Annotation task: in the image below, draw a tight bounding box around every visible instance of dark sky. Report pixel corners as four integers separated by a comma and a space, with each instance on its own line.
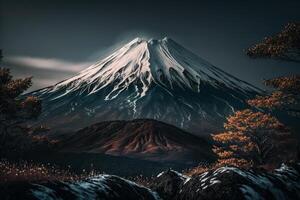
1, 0, 300, 91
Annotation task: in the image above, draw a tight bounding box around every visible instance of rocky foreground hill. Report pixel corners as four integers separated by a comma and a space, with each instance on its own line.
152, 164, 300, 200
1, 163, 299, 200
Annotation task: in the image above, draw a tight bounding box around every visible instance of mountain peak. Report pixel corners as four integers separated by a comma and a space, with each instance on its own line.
32, 37, 261, 134
147, 36, 172, 44
128, 37, 175, 46
130, 37, 144, 43
44, 36, 259, 100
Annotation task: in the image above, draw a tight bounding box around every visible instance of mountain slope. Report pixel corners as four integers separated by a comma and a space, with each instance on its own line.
30, 37, 261, 134
59, 119, 214, 163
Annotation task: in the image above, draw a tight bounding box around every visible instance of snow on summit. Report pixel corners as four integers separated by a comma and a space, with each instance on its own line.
30, 37, 261, 134
43, 37, 259, 98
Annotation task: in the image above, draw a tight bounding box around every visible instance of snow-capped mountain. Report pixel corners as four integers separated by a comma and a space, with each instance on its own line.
30, 37, 261, 135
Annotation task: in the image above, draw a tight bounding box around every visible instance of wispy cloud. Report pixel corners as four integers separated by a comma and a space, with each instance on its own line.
6, 56, 93, 73
4, 56, 94, 91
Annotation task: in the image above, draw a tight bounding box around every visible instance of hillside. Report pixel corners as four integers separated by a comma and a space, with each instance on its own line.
59, 119, 214, 164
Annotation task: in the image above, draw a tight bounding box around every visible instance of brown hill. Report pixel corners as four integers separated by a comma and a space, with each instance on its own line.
59, 119, 214, 164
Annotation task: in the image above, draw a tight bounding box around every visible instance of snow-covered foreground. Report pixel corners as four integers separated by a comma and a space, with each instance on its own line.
153, 163, 300, 200
1, 174, 161, 200
2, 163, 299, 200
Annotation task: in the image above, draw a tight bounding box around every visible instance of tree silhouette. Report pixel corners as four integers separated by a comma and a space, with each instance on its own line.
0, 55, 42, 146
212, 109, 294, 168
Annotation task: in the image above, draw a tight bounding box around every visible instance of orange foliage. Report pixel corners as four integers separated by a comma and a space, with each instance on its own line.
264, 75, 300, 92
212, 109, 294, 168
248, 91, 295, 109
246, 22, 300, 61
248, 76, 300, 116
224, 109, 286, 132
212, 131, 250, 143
215, 158, 252, 168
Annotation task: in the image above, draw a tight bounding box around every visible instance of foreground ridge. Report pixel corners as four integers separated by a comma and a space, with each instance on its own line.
2, 163, 299, 200
152, 163, 300, 200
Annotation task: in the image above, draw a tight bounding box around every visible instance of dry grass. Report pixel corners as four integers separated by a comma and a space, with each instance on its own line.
128, 174, 156, 187
0, 159, 100, 183
183, 164, 215, 176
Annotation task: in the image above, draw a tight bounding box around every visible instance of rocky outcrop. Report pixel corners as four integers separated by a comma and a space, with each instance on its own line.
151, 163, 300, 200
1, 175, 160, 200
2, 164, 299, 200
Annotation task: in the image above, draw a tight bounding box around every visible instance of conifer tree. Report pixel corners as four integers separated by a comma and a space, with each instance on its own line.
0, 51, 42, 145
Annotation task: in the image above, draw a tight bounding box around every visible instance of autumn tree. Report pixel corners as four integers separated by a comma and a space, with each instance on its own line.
248, 75, 300, 117
0, 52, 42, 150
246, 22, 300, 62
0, 68, 41, 130
212, 109, 295, 168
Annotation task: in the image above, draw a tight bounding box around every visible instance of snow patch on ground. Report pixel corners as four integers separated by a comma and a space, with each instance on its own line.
30, 174, 161, 200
